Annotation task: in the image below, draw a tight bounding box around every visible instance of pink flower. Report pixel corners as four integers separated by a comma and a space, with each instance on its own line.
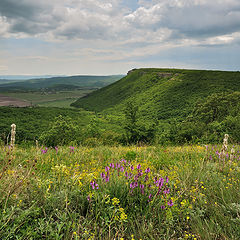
69, 146, 74, 153
167, 199, 174, 207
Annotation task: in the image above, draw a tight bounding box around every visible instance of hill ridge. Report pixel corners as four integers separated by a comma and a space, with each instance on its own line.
71, 68, 240, 120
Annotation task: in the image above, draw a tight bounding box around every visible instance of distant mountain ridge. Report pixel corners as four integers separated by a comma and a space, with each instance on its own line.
0, 75, 62, 80
0, 75, 124, 92
71, 68, 240, 120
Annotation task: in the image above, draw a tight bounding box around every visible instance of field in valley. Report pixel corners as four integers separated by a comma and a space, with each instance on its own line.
0, 94, 31, 107
0, 144, 239, 239
0, 90, 93, 108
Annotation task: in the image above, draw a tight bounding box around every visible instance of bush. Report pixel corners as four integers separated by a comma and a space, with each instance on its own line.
39, 115, 80, 146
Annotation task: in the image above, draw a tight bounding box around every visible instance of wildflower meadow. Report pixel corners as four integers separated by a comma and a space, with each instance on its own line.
0, 137, 239, 239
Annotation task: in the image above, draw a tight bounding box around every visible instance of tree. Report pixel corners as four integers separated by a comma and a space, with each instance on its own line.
123, 100, 155, 144
40, 115, 79, 146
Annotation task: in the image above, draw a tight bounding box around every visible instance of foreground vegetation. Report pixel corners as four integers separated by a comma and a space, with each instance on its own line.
0, 142, 239, 239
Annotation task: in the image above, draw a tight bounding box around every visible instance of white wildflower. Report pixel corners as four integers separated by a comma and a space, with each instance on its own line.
10, 123, 16, 148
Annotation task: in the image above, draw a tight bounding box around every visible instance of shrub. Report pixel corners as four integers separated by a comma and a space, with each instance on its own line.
40, 115, 80, 146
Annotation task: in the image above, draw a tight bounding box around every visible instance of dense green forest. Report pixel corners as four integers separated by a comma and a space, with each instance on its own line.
72, 69, 240, 118
1, 68, 240, 146
72, 68, 240, 144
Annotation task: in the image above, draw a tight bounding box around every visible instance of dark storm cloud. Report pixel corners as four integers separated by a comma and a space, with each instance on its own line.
0, 0, 40, 19
0, 0, 62, 35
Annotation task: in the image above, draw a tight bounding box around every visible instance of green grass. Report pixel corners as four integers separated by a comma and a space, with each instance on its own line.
38, 99, 77, 108
0, 144, 239, 239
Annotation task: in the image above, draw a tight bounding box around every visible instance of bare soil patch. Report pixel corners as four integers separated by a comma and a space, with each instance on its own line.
0, 94, 31, 107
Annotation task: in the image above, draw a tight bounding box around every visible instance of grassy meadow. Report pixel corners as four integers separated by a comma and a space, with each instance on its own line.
0, 143, 239, 239
0, 69, 240, 239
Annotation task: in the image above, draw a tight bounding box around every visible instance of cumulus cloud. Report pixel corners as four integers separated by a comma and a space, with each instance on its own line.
1, 0, 240, 45
1, 0, 240, 75
125, 0, 240, 41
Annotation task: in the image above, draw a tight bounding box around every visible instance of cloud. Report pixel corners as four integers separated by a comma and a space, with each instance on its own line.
125, 0, 240, 40
0, 0, 67, 36
1, 0, 240, 75
1, 0, 240, 45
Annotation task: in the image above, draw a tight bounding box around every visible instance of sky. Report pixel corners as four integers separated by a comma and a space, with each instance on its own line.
0, 0, 240, 75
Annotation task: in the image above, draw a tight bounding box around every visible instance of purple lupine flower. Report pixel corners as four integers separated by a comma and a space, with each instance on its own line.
105, 166, 110, 172
130, 165, 134, 171
163, 188, 170, 194
121, 159, 127, 163
138, 170, 143, 177
144, 175, 149, 182
55, 146, 58, 154
148, 194, 152, 200
105, 175, 110, 182
87, 195, 90, 201
140, 184, 145, 194
226, 153, 229, 159
130, 181, 138, 189
110, 163, 114, 168
41, 147, 48, 154
166, 176, 169, 183
115, 163, 120, 169
167, 199, 174, 207
134, 175, 139, 181
100, 172, 106, 180
90, 181, 95, 189
209, 155, 213, 161
156, 189, 162, 196
120, 166, 125, 172
128, 173, 133, 179
125, 172, 128, 178
161, 205, 165, 210
145, 167, 151, 173
90, 180, 99, 190
156, 178, 164, 188
137, 164, 141, 170
70, 146, 74, 153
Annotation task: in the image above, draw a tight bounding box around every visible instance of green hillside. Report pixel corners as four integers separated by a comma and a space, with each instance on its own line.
0, 75, 124, 92
72, 68, 240, 120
